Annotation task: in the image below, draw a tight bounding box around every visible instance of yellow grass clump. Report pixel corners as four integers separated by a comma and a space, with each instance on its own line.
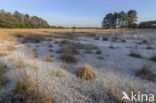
45, 56, 53, 62
16, 60, 26, 69
0, 52, 8, 57
57, 70, 66, 78
13, 73, 53, 103
31, 50, 38, 59
78, 64, 96, 80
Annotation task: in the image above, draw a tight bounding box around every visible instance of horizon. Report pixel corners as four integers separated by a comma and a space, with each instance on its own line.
0, 0, 156, 27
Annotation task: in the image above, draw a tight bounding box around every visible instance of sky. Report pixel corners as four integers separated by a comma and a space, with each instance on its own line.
0, 0, 156, 27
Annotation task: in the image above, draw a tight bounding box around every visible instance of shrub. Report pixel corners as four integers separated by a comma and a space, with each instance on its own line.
49, 49, 53, 52
129, 49, 142, 58
85, 49, 93, 54
146, 46, 154, 50
102, 37, 108, 41
121, 40, 126, 42
97, 56, 104, 59
109, 45, 114, 49
48, 44, 53, 48
150, 55, 156, 62
56, 46, 79, 55
94, 37, 99, 40
0, 63, 9, 88
60, 53, 78, 63
96, 50, 102, 54
77, 64, 96, 80
136, 65, 156, 81
142, 40, 148, 44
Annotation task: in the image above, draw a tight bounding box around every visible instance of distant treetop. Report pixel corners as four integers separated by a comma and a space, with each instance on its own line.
0, 9, 49, 28
102, 10, 137, 29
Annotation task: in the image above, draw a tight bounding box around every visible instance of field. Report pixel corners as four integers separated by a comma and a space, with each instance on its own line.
0, 29, 156, 103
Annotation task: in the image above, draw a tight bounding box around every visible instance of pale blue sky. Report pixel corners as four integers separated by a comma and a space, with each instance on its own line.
0, 0, 156, 27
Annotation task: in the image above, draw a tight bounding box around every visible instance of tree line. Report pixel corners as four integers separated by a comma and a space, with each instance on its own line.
138, 21, 156, 29
0, 9, 49, 28
102, 10, 137, 29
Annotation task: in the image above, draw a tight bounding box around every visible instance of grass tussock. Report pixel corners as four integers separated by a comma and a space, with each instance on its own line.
31, 50, 38, 59
108, 84, 133, 103
6, 44, 16, 52
96, 50, 102, 54
31, 63, 38, 70
136, 65, 156, 81
16, 60, 26, 69
146, 46, 154, 50
13, 77, 52, 103
97, 56, 104, 59
103, 37, 108, 41
0, 63, 9, 88
0, 52, 8, 57
95, 37, 99, 40
60, 53, 78, 63
150, 55, 156, 62
56, 46, 79, 55
129, 49, 142, 58
45, 56, 53, 62
57, 70, 66, 78
78, 64, 96, 80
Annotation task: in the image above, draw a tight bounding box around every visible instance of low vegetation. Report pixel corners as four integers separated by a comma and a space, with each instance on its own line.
0, 52, 8, 57
0, 63, 9, 88
31, 50, 38, 59
45, 56, 53, 62
77, 64, 96, 80
136, 65, 156, 81
129, 49, 142, 58
13, 73, 52, 103
16, 60, 26, 69
60, 53, 78, 64
150, 55, 156, 62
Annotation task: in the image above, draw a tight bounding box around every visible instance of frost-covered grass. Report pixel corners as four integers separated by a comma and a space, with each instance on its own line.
0, 29, 156, 103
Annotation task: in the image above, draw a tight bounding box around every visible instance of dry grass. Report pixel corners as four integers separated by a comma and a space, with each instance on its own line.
31, 50, 38, 59
13, 75, 52, 103
6, 40, 18, 52
0, 52, 8, 57
78, 64, 96, 80
16, 60, 26, 69
57, 70, 66, 78
31, 63, 38, 70
6, 44, 16, 52
109, 85, 124, 103
45, 56, 53, 62
136, 65, 156, 81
